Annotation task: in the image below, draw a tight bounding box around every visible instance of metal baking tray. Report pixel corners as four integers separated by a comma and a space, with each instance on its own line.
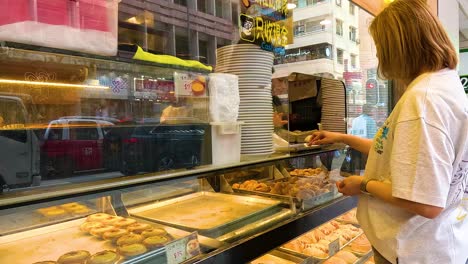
278, 224, 363, 261
129, 192, 282, 238
233, 184, 335, 211
0, 216, 214, 264
250, 249, 307, 264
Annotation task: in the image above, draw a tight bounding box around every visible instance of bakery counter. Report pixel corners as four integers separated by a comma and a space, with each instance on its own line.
0, 213, 223, 264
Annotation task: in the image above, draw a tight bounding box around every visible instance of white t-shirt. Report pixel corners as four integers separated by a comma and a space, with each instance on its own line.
357, 69, 468, 264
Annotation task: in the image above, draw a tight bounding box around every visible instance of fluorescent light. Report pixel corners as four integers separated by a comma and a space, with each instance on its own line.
287, 3, 297, 9
0, 79, 109, 89
320, 19, 331, 25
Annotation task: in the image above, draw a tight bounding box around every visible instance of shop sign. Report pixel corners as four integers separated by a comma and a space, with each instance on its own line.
165, 232, 200, 264
134, 77, 176, 102
174, 72, 207, 97
460, 75, 468, 94
239, 0, 293, 54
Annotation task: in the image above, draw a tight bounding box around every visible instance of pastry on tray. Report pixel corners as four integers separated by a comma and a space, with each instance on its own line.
57, 250, 91, 264
87, 250, 120, 264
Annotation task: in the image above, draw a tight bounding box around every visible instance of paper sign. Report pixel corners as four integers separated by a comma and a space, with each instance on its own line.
166, 232, 201, 264
328, 238, 340, 256
174, 72, 207, 97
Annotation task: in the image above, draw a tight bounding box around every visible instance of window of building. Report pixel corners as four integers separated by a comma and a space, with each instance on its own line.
349, 26, 357, 42
294, 21, 306, 36
336, 19, 343, 36
349, 2, 356, 15
174, 0, 187, 7
351, 54, 357, 68
197, 0, 207, 13
305, 20, 323, 34
232, 3, 239, 26
336, 0, 341, 6
215, 0, 223, 18
337, 49, 344, 64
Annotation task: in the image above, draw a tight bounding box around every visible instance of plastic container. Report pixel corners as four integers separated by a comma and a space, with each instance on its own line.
0, 0, 119, 56
211, 122, 243, 166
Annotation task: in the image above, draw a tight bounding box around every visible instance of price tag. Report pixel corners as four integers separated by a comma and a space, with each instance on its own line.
165, 232, 200, 264
328, 238, 340, 256
174, 72, 207, 97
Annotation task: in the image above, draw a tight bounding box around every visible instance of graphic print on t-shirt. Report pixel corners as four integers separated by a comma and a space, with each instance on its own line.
374, 122, 390, 155
450, 160, 468, 206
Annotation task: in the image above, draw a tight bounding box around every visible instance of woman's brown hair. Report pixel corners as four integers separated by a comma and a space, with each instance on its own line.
369, 0, 458, 84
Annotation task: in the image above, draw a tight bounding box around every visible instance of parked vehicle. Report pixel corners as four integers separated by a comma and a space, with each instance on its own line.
0, 95, 40, 189
105, 123, 208, 175
41, 118, 113, 178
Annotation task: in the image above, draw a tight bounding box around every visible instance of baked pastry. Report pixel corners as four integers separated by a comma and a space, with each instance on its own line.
334, 251, 358, 264
323, 256, 347, 264
117, 243, 147, 257
87, 250, 120, 264
80, 222, 104, 233
141, 228, 168, 238
113, 218, 137, 228
127, 223, 152, 234
350, 234, 371, 253
90, 226, 116, 238
102, 228, 129, 242
32, 261, 57, 264
71, 205, 90, 215
116, 233, 144, 246
142, 236, 169, 249
97, 215, 122, 226
60, 202, 81, 210
57, 250, 91, 264
40, 208, 67, 218
86, 213, 113, 222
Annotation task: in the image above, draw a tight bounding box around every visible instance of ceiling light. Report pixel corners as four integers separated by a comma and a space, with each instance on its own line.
0, 79, 109, 89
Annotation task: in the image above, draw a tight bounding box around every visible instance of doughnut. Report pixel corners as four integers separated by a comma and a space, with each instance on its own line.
127, 223, 152, 234
87, 250, 120, 264
117, 243, 147, 257
90, 226, 116, 238
142, 236, 169, 249
116, 233, 144, 246
56, 250, 90, 264
86, 213, 113, 222
141, 228, 168, 238
102, 228, 129, 242
80, 221, 105, 233
113, 218, 137, 228
32, 261, 57, 264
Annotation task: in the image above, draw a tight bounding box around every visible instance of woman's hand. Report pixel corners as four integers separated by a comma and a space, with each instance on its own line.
336, 176, 363, 196
307, 130, 344, 145
273, 112, 288, 128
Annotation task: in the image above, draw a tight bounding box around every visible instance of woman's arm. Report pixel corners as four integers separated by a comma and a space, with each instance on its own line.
337, 176, 444, 219
308, 131, 373, 155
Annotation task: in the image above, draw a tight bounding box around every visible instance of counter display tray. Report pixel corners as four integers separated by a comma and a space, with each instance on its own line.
278, 224, 363, 261
129, 192, 283, 239
233, 182, 335, 211
250, 249, 307, 264
0, 216, 209, 264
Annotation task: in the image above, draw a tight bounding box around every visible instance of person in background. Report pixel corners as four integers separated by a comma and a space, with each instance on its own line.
350, 104, 377, 139
308, 0, 468, 263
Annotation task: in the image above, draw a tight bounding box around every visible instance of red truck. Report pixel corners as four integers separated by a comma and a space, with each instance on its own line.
41, 118, 113, 178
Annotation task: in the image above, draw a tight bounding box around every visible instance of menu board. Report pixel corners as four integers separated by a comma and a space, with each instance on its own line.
239, 0, 293, 54
174, 72, 207, 97
134, 77, 176, 102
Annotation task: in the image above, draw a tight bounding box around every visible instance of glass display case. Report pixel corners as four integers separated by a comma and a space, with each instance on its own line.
0, 149, 357, 264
